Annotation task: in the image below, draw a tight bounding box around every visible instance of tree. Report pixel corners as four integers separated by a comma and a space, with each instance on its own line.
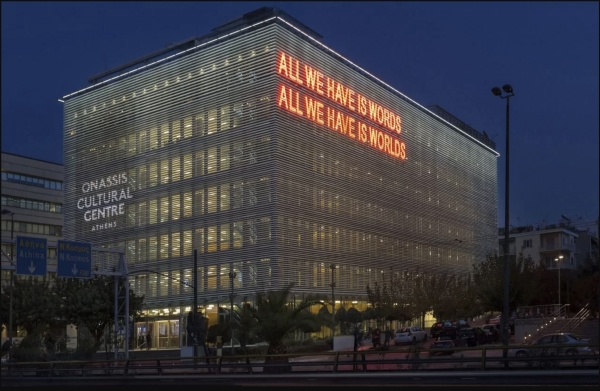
8, 276, 63, 336
54, 275, 144, 353
247, 283, 324, 373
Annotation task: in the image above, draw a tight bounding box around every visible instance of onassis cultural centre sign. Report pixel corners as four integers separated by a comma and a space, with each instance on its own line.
77, 173, 133, 232
277, 51, 407, 160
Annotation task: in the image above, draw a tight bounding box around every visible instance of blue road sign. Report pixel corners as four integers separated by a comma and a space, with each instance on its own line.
16, 236, 47, 276
57, 240, 92, 278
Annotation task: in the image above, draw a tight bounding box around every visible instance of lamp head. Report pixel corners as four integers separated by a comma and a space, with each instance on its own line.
502, 84, 513, 94
491, 87, 502, 96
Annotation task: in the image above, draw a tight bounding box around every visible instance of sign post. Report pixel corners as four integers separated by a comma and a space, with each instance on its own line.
57, 240, 92, 278
16, 236, 47, 276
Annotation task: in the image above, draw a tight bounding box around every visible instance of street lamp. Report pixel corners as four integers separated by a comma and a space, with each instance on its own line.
229, 269, 236, 354
491, 84, 514, 367
555, 255, 564, 313
1, 209, 15, 358
330, 264, 336, 338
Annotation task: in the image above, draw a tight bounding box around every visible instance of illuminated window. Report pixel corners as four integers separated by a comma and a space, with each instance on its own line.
171, 232, 181, 258
207, 225, 217, 252
233, 221, 243, 248
220, 224, 230, 251
126, 204, 136, 227
207, 147, 217, 174
171, 270, 180, 295
159, 272, 169, 296
207, 186, 217, 213
138, 202, 147, 226
183, 154, 193, 179
149, 236, 158, 261
148, 273, 157, 297
171, 194, 180, 220
220, 105, 230, 130
149, 163, 158, 187
138, 166, 147, 190
183, 116, 193, 138
128, 133, 137, 156
160, 196, 169, 223
149, 200, 157, 224
207, 109, 217, 134
220, 184, 230, 211
220, 145, 230, 171
172, 119, 181, 142
194, 189, 204, 215
207, 266, 217, 289
160, 159, 170, 184
183, 192, 192, 218
160, 234, 169, 260
149, 127, 158, 150
160, 122, 169, 146
194, 228, 204, 254
171, 157, 181, 182
139, 130, 148, 153
182, 230, 192, 256
195, 150, 204, 176
195, 112, 205, 137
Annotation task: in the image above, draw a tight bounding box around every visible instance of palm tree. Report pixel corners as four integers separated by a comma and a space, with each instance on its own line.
248, 283, 324, 373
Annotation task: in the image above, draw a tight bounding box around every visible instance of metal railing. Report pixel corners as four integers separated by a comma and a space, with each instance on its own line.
559, 304, 591, 334
1, 342, 598, 378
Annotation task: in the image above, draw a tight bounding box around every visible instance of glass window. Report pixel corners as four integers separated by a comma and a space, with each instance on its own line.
160, 196, 169, 223
220, 224, 229, 251
160, 122, 170, 146
171, 157, 181, 182
172, 119, 181, 142
207, 109, 217, 134
171, 232, 181, 257
183, 154, 193, 179
195, 150, 204, 176
160, 234, 169, 260
149, 126, 158, 150
220, 105, 230, 131
149, 200, 157, 224
138, 238, 147, 262
220, 184, 230, 211
233, 221, 243, 248
183, 192, 192, 218
220, 145, 230, 171
194, 189, 204, 215
139, 130, 148, 153
194, 228, 204, 254
183, 230, 192, 256
207, 226, 217, 252
194, 112, 205, 137
183, 116, 193, 138
171, 194, 180, 221
149, 163, 158, 187
139, 202, 148, 226
207, 186, 217, 214
207, 147, 217, 174
207, 266, 217, 289
160, 159, 170, 184
128, 133, 137, 156
149, 237, 158, 261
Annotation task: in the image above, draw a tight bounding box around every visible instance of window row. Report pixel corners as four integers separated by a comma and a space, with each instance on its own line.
124, 218, 271, 263
2, 196, 62, 213
2, 172, 63, 190
0, 220, 62, 237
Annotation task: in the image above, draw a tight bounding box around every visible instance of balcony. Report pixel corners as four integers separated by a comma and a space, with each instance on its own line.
539, 243, 575, 253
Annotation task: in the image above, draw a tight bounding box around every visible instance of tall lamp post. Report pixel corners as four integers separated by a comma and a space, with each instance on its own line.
229, 269, 236, 354
330, 264, 336, 338
491, 84, 514, 367
555, 255, 563, 313
1, 209, 15, 358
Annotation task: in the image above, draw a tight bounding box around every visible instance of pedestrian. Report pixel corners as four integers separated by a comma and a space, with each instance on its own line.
146, 332, 151, 350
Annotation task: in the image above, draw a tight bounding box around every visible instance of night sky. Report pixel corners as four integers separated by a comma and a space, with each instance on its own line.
1, 2, 598, 231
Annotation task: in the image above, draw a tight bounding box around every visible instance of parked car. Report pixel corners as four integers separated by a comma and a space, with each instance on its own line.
429, 335, 455, 355
452, 319, 470, 330
394, 326, 428, 345
430, 321, 457, 339
455, 327, 481, 347
508, 333, 595, 358
482, 324, 499, 343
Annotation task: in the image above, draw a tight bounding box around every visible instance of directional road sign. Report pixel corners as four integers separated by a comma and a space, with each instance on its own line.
16, 236, 47, 276
57, 240, 92, 278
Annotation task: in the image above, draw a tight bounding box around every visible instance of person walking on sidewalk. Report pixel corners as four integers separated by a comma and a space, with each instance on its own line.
146, 332, 151, 350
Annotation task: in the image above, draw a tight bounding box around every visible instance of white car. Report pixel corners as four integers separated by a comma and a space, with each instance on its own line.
508, 333, 596, 357
394, 326, 428, 344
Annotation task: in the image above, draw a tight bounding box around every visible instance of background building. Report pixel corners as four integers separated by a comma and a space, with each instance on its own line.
1, 151, 64, 343
60, 7, 499, 348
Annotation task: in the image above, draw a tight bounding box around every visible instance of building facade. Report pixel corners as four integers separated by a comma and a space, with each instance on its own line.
1, 151, 64, 343
61, 7, 499, 348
